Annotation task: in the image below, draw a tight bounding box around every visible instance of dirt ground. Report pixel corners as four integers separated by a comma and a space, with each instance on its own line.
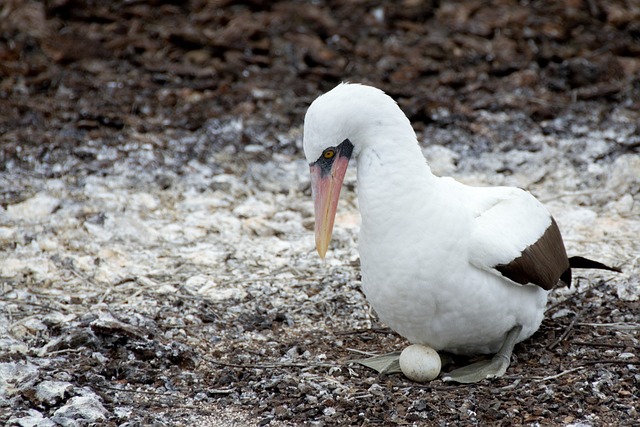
1, 0, 639, 426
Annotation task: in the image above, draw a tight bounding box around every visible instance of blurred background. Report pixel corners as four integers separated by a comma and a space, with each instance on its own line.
1, 0, 639, 179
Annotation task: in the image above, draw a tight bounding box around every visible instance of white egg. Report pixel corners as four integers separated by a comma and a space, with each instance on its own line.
399, 344, 441, 382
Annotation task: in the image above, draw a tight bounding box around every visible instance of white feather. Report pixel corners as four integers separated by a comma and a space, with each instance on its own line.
304, 83, 552, 355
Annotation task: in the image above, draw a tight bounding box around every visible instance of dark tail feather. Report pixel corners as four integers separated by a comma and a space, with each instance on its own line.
569, 256, 622, 273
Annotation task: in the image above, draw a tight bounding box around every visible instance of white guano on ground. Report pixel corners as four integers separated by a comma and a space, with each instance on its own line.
0, 108, 638, 425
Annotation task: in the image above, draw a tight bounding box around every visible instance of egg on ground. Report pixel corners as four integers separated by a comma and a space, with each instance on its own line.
399, 344, 442, 382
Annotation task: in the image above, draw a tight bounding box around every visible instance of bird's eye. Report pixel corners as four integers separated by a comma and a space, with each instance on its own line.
323, 149, 335, 159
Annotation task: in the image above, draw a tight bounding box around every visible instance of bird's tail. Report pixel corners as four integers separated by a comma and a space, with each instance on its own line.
569, 256, 622, 273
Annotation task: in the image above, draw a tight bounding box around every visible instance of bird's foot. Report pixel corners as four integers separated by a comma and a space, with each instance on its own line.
441, 354, 510, 383
352, 352, 402, 374
442, 324, 523, 384
355, 324, 523, 384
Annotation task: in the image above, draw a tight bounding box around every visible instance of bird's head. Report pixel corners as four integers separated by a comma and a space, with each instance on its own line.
303, 83, 412, 258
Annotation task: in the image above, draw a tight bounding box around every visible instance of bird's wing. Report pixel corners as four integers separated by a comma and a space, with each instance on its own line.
465, 186, 569, 290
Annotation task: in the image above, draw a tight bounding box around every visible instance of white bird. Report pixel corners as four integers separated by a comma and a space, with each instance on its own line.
303, 83, 619, 383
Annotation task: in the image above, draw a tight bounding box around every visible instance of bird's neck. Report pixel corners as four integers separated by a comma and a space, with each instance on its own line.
356, 135, 437, 226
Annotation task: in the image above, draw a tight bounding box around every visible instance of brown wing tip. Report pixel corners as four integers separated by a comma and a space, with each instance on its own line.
495, 218, 569, 291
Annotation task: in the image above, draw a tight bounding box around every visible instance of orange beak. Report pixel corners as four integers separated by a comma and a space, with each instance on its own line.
310, 154, 350, 258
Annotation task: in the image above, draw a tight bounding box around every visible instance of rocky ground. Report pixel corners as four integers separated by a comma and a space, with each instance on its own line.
1, 0, 639, 426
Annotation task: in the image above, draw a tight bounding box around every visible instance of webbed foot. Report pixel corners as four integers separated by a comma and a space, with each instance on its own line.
442, 324, 523, 384
353, 351, 402, 374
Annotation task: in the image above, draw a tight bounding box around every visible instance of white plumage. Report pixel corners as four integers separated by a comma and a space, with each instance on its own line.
303, 83, 615, 382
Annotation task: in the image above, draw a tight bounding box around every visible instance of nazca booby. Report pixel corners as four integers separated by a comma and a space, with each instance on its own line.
303, 83, 619, 383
